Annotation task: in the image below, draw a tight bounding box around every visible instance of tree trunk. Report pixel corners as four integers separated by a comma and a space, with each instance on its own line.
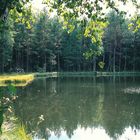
57, 53, 60, 72
119, 48, 122, 72
26, 46, 29, 72
107, 47, 112, 72
113, 47, 116, 73
133, 47, 136, 72
1, 53, 4, 73
44, 54, 47, 72
124, 56, 127, 71
93, 57, 96, 71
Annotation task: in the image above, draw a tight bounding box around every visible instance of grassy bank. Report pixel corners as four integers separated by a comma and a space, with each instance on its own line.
0, 74, 34, 87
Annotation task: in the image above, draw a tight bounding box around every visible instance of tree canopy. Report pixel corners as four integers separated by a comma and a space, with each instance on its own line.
45, 0, 139, 47
0, 0, 28, 20
0, 0, 139, 20
45, 0, 139, 19
0, 0, 140, 73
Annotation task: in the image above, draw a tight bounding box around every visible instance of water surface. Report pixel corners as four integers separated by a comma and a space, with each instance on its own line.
13, 76, 140, 140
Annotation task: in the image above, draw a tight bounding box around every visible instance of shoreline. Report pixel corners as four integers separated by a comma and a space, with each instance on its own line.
34, 71, 140, 78
0, 71, 140, 78
0, 71, 140, 86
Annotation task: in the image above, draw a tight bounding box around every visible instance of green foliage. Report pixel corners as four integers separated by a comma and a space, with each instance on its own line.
45, 0, 139, 20
7, 84, 16, 96
98, 61, 105, 69
0, 5, 140, 73
0, 17, 14, 73
103, 11, 138, 71
129, 16, 140, 33
10, 5, 34, 30
45, 0, 139, 49
84, 20, 107, 46
0, 0, 29, 20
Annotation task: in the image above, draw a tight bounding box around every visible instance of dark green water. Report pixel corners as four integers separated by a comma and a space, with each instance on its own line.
14, 76, 140, 140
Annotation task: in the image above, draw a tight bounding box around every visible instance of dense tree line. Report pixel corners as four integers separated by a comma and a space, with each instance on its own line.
0, 8, 140, 73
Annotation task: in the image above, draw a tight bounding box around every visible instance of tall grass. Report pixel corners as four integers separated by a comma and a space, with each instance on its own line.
0, 123, 32, 140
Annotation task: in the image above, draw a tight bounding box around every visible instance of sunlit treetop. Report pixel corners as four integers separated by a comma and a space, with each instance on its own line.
1, 0, 139, 20
44, 0, 139, 21
43, 0, 140, 47
0, 0, 139, 49
10, 5, 34, 30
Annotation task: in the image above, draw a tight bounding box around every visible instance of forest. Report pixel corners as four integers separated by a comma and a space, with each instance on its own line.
0, 0, 140, 73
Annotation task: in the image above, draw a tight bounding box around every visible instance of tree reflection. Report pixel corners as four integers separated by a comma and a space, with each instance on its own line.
13, 76, 140, 140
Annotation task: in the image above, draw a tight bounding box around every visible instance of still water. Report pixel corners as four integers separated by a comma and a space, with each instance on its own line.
12, 77, 140, 139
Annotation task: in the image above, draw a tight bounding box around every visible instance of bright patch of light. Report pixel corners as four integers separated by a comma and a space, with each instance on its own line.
116, 0, 140, 17
31, 0, 56, 17
31, 0, 45, 11
120, 127, 140, 140
49, 127, 110, 140
48, 127, 140, 140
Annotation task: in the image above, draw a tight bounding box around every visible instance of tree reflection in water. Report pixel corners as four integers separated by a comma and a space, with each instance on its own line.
8, 76, 140, 140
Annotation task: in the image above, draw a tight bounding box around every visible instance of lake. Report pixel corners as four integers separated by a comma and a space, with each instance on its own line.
1, 76, 140, 140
